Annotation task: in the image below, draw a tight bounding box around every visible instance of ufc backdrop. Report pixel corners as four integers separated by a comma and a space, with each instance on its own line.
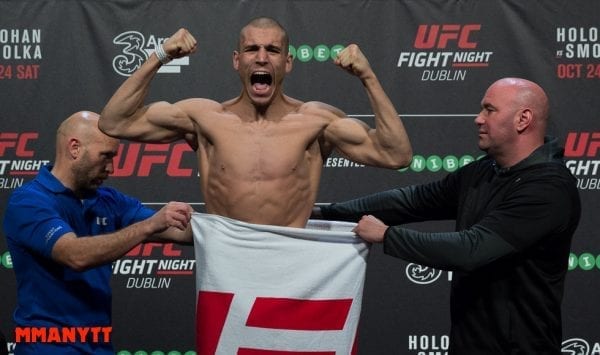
0, 0, 599, 354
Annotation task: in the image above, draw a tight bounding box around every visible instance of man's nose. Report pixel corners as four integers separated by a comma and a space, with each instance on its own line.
256, 47, 268, 62
474, 112, 484, 125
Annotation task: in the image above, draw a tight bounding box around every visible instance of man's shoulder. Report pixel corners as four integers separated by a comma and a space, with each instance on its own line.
298, 101, 345, 120
178, 98, 244, 129
178, 97, 225, 115
7, 178, 48, 204
300, 100, 334, 111
180, 97, 221, 105
520, 161, 578, 189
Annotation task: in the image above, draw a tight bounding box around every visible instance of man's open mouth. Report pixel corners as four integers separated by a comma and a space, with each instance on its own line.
251, 71, 273, 91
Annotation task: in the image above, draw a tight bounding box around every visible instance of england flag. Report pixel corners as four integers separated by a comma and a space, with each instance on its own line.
191, 213, 370, 354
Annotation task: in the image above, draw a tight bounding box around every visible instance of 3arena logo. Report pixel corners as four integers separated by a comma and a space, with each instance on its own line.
564, 132, 600, 190
112, 31, 190, 77
398, 24, 493, 81
405, 263, 448, 285
561, 338, 600, 355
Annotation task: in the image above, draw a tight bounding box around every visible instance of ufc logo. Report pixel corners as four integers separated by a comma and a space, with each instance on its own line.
564, 132, 600, 157
112, 143, 194, 177
126, 243, 183, 257
414, 24, 481, 49
0, 132, 38, 157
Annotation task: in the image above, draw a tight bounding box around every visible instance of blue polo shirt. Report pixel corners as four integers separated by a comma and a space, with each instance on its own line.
3, 164, 155, 354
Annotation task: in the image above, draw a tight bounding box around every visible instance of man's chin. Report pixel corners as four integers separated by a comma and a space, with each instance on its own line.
477, 139, 488, 151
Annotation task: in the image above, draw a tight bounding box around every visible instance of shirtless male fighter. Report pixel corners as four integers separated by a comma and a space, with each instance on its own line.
99, 17, 412, 228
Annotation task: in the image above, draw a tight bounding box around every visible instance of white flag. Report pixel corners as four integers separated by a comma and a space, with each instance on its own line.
191, 213, 370, 355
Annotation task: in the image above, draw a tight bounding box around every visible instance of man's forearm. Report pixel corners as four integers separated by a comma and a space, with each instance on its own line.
383, 224, 516, 272
150, 226, 193, 245
362, 73, 412, 168
321, 189, 417, 225
52, 218, 159, 271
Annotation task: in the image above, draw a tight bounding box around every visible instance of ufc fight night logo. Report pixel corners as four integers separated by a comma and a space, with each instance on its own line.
397, 24, 493, 81
564, 132, 600, 158
112, 243, 195, 289
0, 132, 37, 157
111, 142, 195, 177
0, 132, 48, 189
564, 132, 600, 190
413, 24, 480, 49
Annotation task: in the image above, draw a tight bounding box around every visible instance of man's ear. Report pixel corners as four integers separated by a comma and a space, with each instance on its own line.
285, 52, 293, 73
516, 108, 533, 133
232, 50, 240, 70
68, 138, 81, 159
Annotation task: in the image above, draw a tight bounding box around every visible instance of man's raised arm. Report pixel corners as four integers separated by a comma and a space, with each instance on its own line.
99, 28, 198, 143
328, 44, 412, 169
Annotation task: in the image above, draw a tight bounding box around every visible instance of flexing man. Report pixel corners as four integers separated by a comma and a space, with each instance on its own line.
99, 17, 412, 227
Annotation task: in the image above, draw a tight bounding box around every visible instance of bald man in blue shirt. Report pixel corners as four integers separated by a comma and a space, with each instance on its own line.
3, 111, 193, 354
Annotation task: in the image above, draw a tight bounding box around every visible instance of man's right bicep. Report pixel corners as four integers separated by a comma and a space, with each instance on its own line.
108, 102, 192, 143
149, 100, 201, 139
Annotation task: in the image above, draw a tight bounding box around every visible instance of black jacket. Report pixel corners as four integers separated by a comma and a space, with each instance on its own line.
322, 137, 581, 354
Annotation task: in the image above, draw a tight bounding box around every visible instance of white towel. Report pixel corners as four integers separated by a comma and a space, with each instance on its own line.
191, 212, 370, 355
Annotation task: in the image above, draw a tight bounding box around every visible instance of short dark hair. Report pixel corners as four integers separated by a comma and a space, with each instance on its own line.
239, 17, 289, 54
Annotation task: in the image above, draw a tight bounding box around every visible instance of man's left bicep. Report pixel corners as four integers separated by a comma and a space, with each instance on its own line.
326, 118, 393, 166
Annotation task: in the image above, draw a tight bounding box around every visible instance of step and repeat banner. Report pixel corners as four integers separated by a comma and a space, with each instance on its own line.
1, 1, 599, 354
